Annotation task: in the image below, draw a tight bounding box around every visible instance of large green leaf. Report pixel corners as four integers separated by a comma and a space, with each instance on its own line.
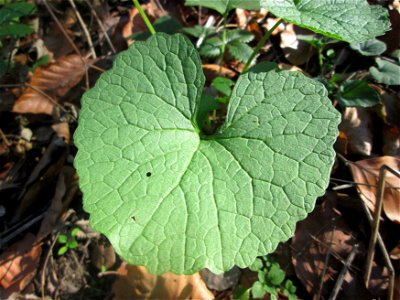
261, 0, 390, 44
185, 0, 260, 14
74, 33, 340, 274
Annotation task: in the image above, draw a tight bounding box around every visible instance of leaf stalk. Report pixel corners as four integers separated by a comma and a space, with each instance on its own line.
242, 19, 283, 73
132, 0, 156, 35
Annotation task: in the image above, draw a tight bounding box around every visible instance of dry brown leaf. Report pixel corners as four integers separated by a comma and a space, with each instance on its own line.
0, 234, 42, 298
349, 156, 400, 223
112, 264, 213, 300
12, 55, 87, 116
336, 107, 373, 156
292, 193, 360, 296
292, 193, 390, 297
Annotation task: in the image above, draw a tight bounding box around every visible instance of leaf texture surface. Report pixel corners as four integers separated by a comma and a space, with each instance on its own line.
74, 33, 340, 274
261, 0, 390, 43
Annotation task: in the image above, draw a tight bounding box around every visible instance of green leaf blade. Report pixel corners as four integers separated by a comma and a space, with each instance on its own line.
261, 0, 391, 44
338, 80, 380, 107
74, 33, 340, 275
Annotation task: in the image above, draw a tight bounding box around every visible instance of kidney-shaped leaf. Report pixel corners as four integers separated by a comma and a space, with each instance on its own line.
261, 0, 390, 44
74, 33, 340, 275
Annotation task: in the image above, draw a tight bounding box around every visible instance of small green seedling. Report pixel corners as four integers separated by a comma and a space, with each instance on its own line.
250, 257, 297, 300
57, 227, 80, 256
211, 76, 235, 104
199, 29, 255, 63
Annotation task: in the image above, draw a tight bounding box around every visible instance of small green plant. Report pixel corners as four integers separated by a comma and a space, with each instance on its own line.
0, 1, 35, 38
0, 1, 36, 76
198, 29, 255, 63
250, 257, 297, 300
57, 227, 80, 256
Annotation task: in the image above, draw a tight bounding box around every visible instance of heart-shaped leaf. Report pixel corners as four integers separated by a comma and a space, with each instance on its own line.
74, 33, 340, 274
261, 0, 390, 44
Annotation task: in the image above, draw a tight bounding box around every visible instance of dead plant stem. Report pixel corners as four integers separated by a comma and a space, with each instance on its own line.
68, 0, 97, 59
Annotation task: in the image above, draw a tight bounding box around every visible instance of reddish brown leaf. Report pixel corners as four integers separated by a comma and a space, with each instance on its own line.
349, 156, 400, 224
0, 234, 42, 297
12, 55, 87, 116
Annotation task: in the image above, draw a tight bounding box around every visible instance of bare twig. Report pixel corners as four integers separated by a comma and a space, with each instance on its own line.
361, 200, 395, 300
339, 153, 396, 300
68, 0, 96, 59
329, 244, 359, 300
315, 226, 335, 300
42, 0, 90, 89
364, 165, 399, 299
41, 232, 60, 300
84, 0, 116, 54
42, 0, 82, 58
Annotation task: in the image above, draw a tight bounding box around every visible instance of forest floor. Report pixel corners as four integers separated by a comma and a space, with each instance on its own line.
0, 1, 399, 299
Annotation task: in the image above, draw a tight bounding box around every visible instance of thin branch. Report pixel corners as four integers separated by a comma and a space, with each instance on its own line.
67, 0, 96, 58
329, 244, 359, 300
84, 0, 116, 54
315, 226, 335, 300
42, 0, 89, 89
360, 200, 395, 300
364, 165, 400, 298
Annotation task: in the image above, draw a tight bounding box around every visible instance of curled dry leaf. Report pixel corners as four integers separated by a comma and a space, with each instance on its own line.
12, 55, 87, 116
0, 233, 42, 298
349, 156, 400, 224
112, 264, 213, 300
336, 107, 373, 156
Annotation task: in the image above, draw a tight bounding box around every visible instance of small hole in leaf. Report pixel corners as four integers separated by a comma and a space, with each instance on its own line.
146, 172, 152, 177
131, 216, 136, 222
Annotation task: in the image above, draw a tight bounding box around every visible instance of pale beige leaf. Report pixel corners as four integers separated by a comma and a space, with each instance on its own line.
349, 156, 400, 223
